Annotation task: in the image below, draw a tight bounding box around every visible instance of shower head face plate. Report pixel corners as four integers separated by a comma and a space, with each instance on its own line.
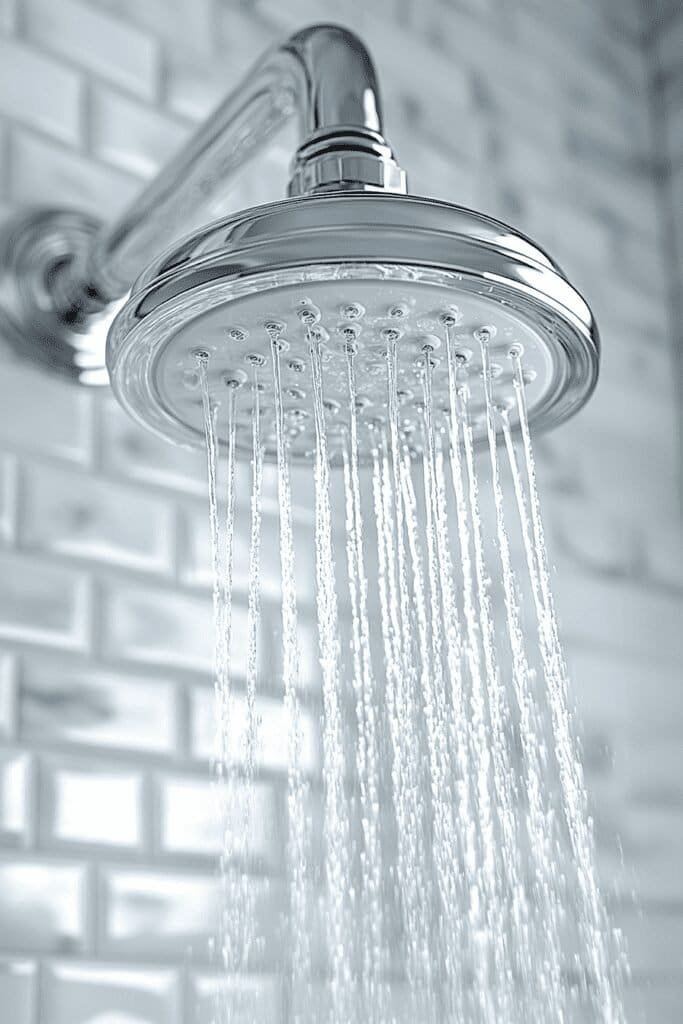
123, 268, 557, 462
107, 193, 599, 462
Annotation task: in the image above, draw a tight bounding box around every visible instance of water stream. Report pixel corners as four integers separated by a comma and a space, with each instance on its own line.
198, 320, 627, 1023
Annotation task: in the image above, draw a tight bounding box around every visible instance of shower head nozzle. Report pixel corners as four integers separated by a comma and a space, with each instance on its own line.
107, 192, 599, 463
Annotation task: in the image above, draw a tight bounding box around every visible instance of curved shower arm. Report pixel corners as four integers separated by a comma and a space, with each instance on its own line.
90, 23, 405, 302
0, 23, 406, 383
90, 51, 301, 302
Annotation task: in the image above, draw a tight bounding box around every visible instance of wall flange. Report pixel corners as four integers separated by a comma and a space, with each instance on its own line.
0, 208, 112, 384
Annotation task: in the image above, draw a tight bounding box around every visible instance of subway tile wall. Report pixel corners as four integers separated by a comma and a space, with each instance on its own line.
0, 0, 681, 1021
647, 2, 683, 479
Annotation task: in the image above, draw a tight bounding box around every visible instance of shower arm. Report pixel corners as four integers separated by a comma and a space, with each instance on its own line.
0, 23, 406, 380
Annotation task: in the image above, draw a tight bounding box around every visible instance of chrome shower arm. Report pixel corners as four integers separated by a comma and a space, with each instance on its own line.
90, 48, 300, 302
91, 24, 406, 302
0, 23, 406, 382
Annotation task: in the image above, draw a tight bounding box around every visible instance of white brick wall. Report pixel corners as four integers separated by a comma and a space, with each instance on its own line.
647, 1, 683, 486
0, 1, 681, 1021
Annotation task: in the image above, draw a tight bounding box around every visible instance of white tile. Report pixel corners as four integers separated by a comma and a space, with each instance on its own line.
654, 7, 683, 77
21, 462, 175, 574
103, 583, 213, 673
0, 362, 92, 463
189, 686, 320, 775
550, 497, 642, 578
646, 520, 683, 589
188, 971, 282, 1024
41, 759, 145, 850
0, 454, 17, 543
10, 128, 142, 222
100, 867, 284, 964
0, 751, 31, 846
178, 502, 283, 600
613, 905, 683, 975
619, 804, 683, 904
308, 982, 420, 1022
0, 0, 18, 32
25, 0, 161, 100
0, 652, 16, 740
111, 0, 218, 58
0, 39, 82, 144
158, 773, 283, 867
90, 85, 187, 178
0, 959, 36, 1024
100, 396, 207, 494
568, 648, 683, 740
163, 7, 280, 125
0, 553, 90, 650
0, 858, 88, 953
554, 569, 683, 663
41, 960, 180, 1024
20, 658, 177, 755
623, 979, 683, 1024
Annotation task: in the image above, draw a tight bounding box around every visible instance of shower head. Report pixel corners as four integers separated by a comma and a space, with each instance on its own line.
0, 23, 599, 460
107, 191, 598, 462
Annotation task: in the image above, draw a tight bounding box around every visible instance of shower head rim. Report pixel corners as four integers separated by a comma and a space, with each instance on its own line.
106, 191, 599, 458
128, 191, 565, 295
109, 192, 598, 361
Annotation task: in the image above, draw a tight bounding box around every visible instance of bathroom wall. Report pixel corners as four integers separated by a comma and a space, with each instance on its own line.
646, 0, 683, 466
0, 0, 681, 1021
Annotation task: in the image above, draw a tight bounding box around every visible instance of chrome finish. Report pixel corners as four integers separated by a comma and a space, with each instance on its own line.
107, 192, 599, 458
0, 209, 113, 385
288, 127, 407, 195
0, 25, 405, 381
0, 21, 600, 453
130, 193, 563, 292
92, 25, 403, 300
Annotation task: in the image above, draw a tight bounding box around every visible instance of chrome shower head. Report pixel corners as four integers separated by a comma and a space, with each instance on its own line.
0, 23, 599, 455
107, 192, 598, 462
